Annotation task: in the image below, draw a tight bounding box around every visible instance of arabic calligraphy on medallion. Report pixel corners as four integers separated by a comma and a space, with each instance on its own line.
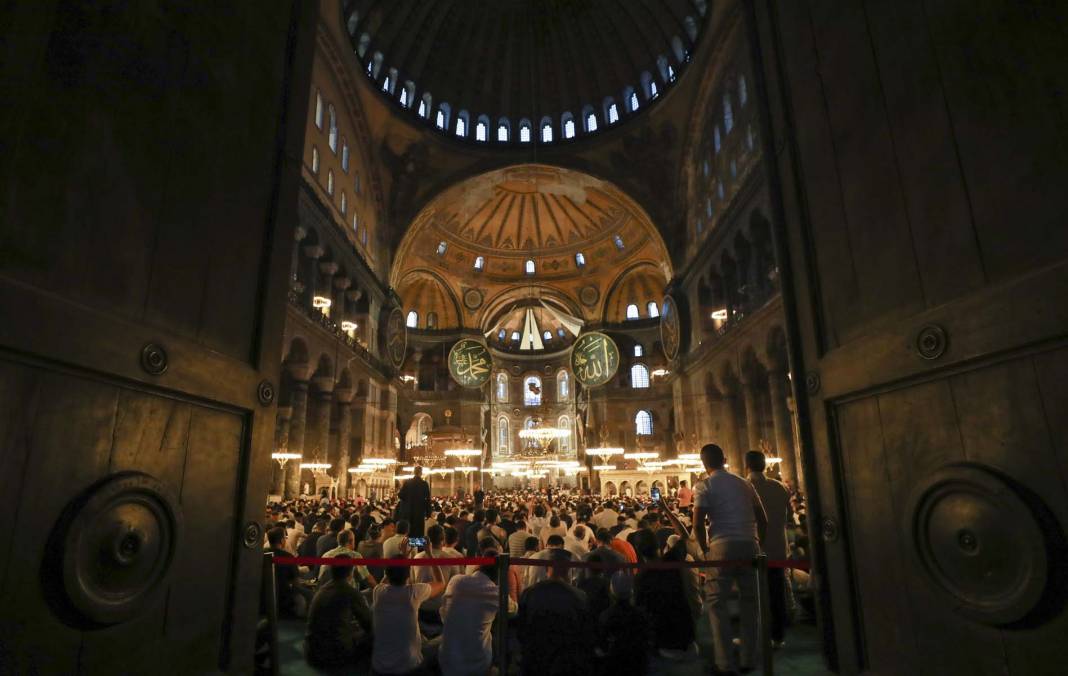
660, 295, 680, 362
448, 339, 493, 388
386, 307, 407, 368
570, 332, 620, 387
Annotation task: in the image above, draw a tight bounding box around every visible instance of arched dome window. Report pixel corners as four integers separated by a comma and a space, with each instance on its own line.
341, 141, 350, 172
426, 312, 437, 329
340, 192, 347, 214
582, 105, 597, 133
723, 92, 734, 133
525, 259, 536, 275
497, 118, 511, 142
575, 252, 586, 267
357, 33, 370, 58
557, 370, 570, 401
558, 416, 571, 451
496, 374, 509, 402
706, 198, 714, 218
647, 301, 660, 318
474, 255, 484, 271
406, 310, 418, 328
562, 112, 576, 139
631, 364, 650, 389
614, 234, 625, 250
635, 410, 653, 436
543, 330, 552, 342
497, 416, 510, 453
400, 81, 415, 108
456, 110, 469, 137
370, 51, 384, 79
346, 11, 359, 36
540, 117, 554, 143
604, 97, 619, 124
328, 105, 338, 152
327, 170, 334, 195
519, 119, 532, 143
384, 68, 398, 94
685, 16, 698, 42
524, 376, 542, 406
672, 36, 687, 63
436, 102, 451, 130
311, 146, 319, 174
436, 241, 447, 256
419, 93, 432, 118
626, 303, 640, 320
314, 89, 323, 129
634, 344, 644, 357
476, 115, 490, 141
625, 86, 639, 112
656, 56, 671, 83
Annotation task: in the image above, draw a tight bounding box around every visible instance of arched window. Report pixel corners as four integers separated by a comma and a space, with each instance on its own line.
362, 228, 368, 245
634, 344, 644, 357
672, 36, 687, 63
557, 328, 566, 338
382, 75, 391, 93
341, 142, 350, 172
327, 170, 334, 195
647, 301, 660, 318
543, 330, 552, 342
357, 33, 371, 58
519, 119, 532, 143
656, 56, 671, 84
525, 259, 536, 275
706, 197, 714, 218
558, 416, 571, 451
562, 112, 576, 139
626, 304, 640, 320
575, 252, 585, 267
557, 370, 570, 401
328, 105, 338, 152
455, 110, 468, 137
714, 125, 722, 153
346, 11, 359, 36
604, 97, 620, 124
385, 68, 398, 94
436, 241, 447, 256
475, 114, 489, 142
406, 310, 418, 328
614, 234, 625, 250
497, 118, 511, 142
419, 93, 432, 118
352, 213, 359, 234
498, 417, 510, 453
685, 16, 698, 41
474, 256, 484, 271
582, 105, 597, 133
631, 364, 650, 389
417, 415, 431, 445
340, 192, 347, 214
723, 93, 734, 133
511, 331, 521, 342
635, 410, 653, 436
496, 373, 508, 401
695, 0, 707, 17
314, 90, 323, 129
399, 87, 408, 107
370, 51, 383, 79
739, 75, 748, 107
524, 376, 542, 407
624, 86, 639, 112
436, 103, 450, 130
426, 312, 437, 329
540, 117, 553, 143
311, 146, 319, 173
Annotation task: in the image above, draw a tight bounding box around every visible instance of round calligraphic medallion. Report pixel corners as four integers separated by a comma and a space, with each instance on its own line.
660, 295, 681, 362
448, 339, 493, 388
570, 332, 620, 388
385, 306, 407, 368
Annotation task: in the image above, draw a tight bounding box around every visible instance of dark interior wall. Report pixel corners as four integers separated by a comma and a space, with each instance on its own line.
0, 1, 316, 672
753, 1, 1068, 674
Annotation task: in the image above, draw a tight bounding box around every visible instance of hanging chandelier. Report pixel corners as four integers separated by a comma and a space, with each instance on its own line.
585, 446, 624, 460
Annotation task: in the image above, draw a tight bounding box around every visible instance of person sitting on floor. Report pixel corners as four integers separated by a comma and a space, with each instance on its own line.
371, 551, 446, 675
304, 554, 373, 668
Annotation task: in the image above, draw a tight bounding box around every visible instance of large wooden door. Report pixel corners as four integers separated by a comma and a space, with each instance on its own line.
0, 1, 315, 672
749, 2, 1068, 674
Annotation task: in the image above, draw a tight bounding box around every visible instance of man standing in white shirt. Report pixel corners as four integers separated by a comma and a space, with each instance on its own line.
694, 443, 768, 675
746, 450, 792, 649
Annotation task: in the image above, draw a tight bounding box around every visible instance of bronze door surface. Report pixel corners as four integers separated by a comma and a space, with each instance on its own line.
750, 1, 1068, 674
0, 1, 314, 672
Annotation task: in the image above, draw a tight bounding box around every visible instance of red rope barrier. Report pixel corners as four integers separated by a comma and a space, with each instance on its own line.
272, 555, 809, 571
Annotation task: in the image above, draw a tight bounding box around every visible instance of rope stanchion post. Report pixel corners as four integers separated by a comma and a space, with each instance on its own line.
755, 554, 774, 676
262, 552, 280, 676
495, 553, 510, 675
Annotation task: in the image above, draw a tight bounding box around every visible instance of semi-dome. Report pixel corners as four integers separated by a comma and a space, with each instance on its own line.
344, 0, 709, 144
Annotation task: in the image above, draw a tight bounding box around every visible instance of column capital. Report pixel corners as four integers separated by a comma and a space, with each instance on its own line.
346, 288, 364, 302
335, 387, 355, 405
303, 244, 325, 259
333, 276, 352, 290
319, 261, 339, 276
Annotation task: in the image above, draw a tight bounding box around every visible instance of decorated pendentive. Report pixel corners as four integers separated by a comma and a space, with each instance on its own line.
570, 331, 620, 387
660, 294, 681, 362
448, 338, 493, 388
384, 306, 407, 368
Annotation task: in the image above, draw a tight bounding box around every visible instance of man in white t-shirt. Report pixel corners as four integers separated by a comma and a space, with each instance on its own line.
694, 443, 768, 675
382, 520, 410, 559
592, 502, 619, 530
438, 548, 515, 676
371, 551, 446, 675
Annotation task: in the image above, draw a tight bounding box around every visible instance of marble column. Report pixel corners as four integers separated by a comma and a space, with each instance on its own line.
271, 406, 292, 496
302, 244, 324, 308
741, 378, 762, 452
334, 388, 354, 497
285, 381, 309, 498
768, 370, 799, 488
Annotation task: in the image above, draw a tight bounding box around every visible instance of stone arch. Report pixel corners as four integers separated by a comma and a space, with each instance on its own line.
603, 480, 617, 496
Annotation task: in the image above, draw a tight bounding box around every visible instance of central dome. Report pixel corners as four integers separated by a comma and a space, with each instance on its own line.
344, 0, 709, 144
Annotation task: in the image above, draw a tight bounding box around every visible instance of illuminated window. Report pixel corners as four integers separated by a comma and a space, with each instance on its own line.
327, 170, 334, 195
519, 119, 532, 143
456, 114, 467, 137
563, 113, 575, 139
340, 192, 347, 214
418, 98, 428, 118
406, 310, 418, 328
314, 90, 323, 128
586, 112, 597, 132
575, 252, 585, 267
476, 115, 489, 141
626, 304, 640, 320
634, 344, 644, 357
525, 259, 535, 275
724, 93, 734, 133
474, 256, 484, 271
311, 146, 319, 173
524, 376, 542, 406
497, 118, 510, 142
436, 109, 446, 129
361, 228, 368, 245
511, 331, 520, 342
498, 416, 510, 452
353, 213, 358, 233
558, 416, 571, 451
608, 102, 619, 124
341, 143, 349, 172
649, 80, 658, 98
635, 410, 653, 435
706, 198, 714, 218
328, 105, 338, 152
399, 87, 408, 107
717, 182, 725, 200
647, 301, 659, 318
629, 90, 640, 111
544, 330, 552, 342
631, 364, 650, 389
557, 328, 566, 338
557, 370, 570, 401
541, 119, 553, 143
426, 312, 437, 329
436, 241, 447, 256
382, 76, 391, 93
614, 234, 625, 250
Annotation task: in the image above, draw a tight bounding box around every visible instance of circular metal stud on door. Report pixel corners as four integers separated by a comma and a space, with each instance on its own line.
906, 463, 1050, 625
48, 472, 183, 626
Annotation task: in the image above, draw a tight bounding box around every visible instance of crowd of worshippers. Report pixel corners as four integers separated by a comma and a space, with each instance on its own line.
262, 445, 812, 676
